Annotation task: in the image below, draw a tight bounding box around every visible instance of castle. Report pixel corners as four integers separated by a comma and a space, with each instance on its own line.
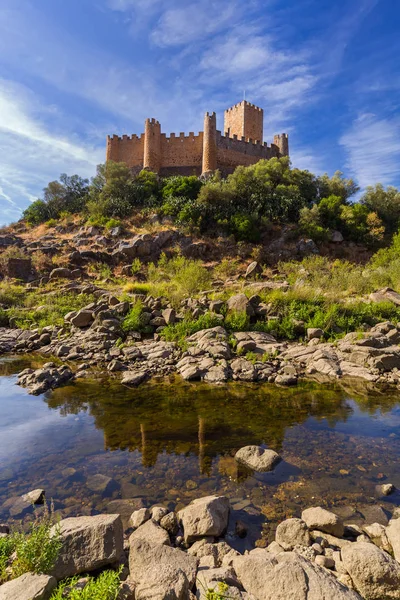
106, 100, 289, 177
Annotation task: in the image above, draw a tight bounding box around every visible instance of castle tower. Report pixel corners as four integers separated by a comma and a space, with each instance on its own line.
106, 135, 119, 162
202, 112, 217, 176
143, 118, 161, 172
224, 101, 263, 142
273, 134, 289, 157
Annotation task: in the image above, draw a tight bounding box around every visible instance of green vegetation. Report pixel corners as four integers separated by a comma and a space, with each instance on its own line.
50, 568, 121, 600
0, 503, 61, 584
204, 582, 229, 600
122, 301, 152, 334
0, 285, 95, 329
161, 313, 223, 347
147, 253, 212, 305
23, 157, 399, 246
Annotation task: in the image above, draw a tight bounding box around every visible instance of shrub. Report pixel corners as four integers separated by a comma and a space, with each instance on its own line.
160, 313, 223, 347
161, 175, 202, 201
122, 301, 152, 333
23, 200, 50, 226
228, 214, 260, 242
50, 568, 122, 600
0, 502, 61, 584
147, 254, 212, 305
214, 258, 239, 281
225, 311, 250, 331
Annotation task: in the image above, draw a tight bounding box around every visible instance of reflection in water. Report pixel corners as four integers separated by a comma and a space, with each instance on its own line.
1, 357, 400, 545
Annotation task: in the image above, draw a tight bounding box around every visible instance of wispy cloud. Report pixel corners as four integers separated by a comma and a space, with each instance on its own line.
0, 80, 103, 223
339, 113, 400, 188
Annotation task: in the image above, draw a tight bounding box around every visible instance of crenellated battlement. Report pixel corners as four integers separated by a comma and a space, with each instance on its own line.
106, 100, 288, 177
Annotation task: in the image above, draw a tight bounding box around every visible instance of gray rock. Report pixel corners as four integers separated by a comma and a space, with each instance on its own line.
0, 573, 57, 600
129, 519, 171, 546
341, 541, 400, 599
376, 484, 395, 496
70, 310, 93, 328
307, 328, 324, 340
301, 507, 344, 538
130, 508, 150, 529
331, 230, 344, 243
178, 495, 230, 543
162, 308, 176, 325
227, 294, 255, 316
160, 512, 179, 536
363, 523, 392, 554
233, 550, 361, 599
386, 518, 400, 563
129, 538, 198, 600
51, 514, 123, 579
21, 489, 45, 505
235, 445, 281, 472
245, 261, 262, 279
275, 518, 311, 550
50, 267, 73, 279
121, 370, 147, 386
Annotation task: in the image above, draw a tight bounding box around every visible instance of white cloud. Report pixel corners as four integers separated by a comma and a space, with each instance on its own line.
0, 80, 103, 224
151, 2, 239, 47
339, 113, 400, 188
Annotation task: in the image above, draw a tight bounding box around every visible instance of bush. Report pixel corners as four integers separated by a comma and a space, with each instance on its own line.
160, 313, 223, 346
0, 502, 61, 584
122, 301, 152, 333
50, 568, 122, 600
23, 200, 50, 226
228, 214, 260, 242
161, 175, 202, 201
147, 254, 212, 305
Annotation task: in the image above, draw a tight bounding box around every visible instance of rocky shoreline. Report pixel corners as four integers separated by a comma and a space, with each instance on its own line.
0, 285, 399, 394
1, 488, 400, 599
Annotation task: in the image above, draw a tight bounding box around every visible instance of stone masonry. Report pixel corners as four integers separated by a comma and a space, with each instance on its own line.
106, 100, 289, 177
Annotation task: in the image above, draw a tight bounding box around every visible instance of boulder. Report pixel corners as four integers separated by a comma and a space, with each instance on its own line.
245, 261, 262, 279
70, 310, 94, 328
129, 538, 198, 599
21, 489, 45, 505
341, 541, 400, 599
307, 328, 324, 340
0, 573, 57, 600
121, 370, 147, 386
50, 267, 73, 279
275, 518, 311, 550
130, 508, 150, 529
129, 519, 171, 546
178, 495, 230, 542
363, 523, 392, 554
331, 230, 344, 243
301, 507, 344, 538
233, 550, 361, 600
5, 258, 32, 282
50, 514, 123, 579
226, 294, 255, 316
369, 288, 400, 306
234, 445, 281, 472
162, 308, 176, 325
386, 518, 400, 562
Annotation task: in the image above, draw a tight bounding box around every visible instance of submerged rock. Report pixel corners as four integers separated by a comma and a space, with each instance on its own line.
235, 445, 281, 472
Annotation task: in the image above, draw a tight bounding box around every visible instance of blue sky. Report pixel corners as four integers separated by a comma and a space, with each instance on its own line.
0, 0, 399, 224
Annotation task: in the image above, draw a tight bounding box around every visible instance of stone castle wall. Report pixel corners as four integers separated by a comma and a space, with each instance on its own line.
106, 101, 288, 177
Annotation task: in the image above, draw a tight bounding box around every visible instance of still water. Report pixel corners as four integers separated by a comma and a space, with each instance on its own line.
1, 355, 400, 545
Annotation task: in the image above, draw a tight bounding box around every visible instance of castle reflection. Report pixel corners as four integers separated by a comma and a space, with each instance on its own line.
46, 377, 400, 475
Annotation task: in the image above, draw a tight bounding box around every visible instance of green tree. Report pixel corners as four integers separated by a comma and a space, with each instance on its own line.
23, 200, 50, 225
161, 175, 202, 201
316, 171, 359, 201
361, 184, 400, 233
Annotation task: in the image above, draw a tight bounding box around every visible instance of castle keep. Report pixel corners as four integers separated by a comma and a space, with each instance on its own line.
106, 100, 289, 177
